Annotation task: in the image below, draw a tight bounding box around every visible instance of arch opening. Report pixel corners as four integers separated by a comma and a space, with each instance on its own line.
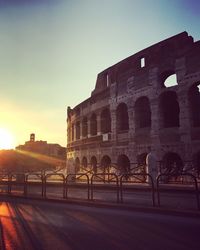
101, 108, 111, 133
162, 152, 183, 175
188, 83, 200, 127
90, 113, 97, 136
75, 157, 80, 173
117, 154, 130, 175
116, 103, 129, 131
91, 156, 97, 174
159, 91, 180, 128
82, 117, 88, 137
135, 97, 151, 129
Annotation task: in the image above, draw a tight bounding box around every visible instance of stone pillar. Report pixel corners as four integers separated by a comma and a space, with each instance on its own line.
97, 113, 101, 136
178, 91, 192, 160
127, 99, 135, 140
80, 121, 83, 139
110, 108, 117, 141
150, 99, 160, 144
73, 123, 76, 141
88, 119, 91, 138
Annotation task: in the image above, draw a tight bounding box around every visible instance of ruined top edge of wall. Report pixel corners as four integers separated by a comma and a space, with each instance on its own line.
68, 32, 199, 117
93, 31, 197, 95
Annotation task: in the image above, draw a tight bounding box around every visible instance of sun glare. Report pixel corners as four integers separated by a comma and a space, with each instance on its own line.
0, 128, 15, 150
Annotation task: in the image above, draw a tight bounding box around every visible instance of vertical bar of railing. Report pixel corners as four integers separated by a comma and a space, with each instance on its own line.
191, 174, 200, 210
120, 173, 155, 206
156, 175, 161, 206
42, 175, 44, 197
44, 174, 65, 199
120, 176, 123, 203
44, 175, 47, 198
147, 173, 155, 207
157, 173, 200, 210
66, 174, 90, 200
24, 175, 28, 196
91, 173, 119, 202
91, 174, 94, 200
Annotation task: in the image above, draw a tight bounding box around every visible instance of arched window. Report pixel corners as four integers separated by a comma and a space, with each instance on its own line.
160, 71, 178, 88
90, 113, 97, 136
101, 108, 111, 133
91, 156, 97, 173
137, 153, 147, 166
116, 103, 129, 131
162, 152, 183, 175
101, 155, 111, 169
159, 91, 180, 128
117, 154, 130, 175
188, 83, 200, 127
76, 121, 80, 140
82, 157, 87, 169
82, 117, 88, 137
135, 97, 151, 129
75, 157, 80, 173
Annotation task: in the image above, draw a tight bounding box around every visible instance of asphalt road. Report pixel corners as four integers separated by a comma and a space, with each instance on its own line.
0, 198, 199, 250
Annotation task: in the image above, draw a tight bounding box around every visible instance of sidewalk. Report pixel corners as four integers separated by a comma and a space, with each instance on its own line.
0, 182, 199, 217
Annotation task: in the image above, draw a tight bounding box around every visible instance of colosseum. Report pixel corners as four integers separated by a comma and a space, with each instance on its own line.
66, 31, 200, 179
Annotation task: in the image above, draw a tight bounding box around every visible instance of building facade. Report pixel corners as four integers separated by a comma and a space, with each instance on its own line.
16, 134, 66, 160
66, 32, 200, 176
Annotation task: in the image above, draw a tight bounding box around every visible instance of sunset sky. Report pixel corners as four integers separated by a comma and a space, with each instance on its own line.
0, 0, 199, 148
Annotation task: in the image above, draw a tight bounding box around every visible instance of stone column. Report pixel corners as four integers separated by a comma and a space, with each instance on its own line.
110, 108, 117, 141
178, 90, 192, 161
127, 100, 135, 140
97, 113, 101, 136
88, 119, 91, 138
80, 121, 83, 139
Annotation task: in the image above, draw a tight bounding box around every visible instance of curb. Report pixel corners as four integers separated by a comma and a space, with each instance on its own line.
1, 194, 200, 218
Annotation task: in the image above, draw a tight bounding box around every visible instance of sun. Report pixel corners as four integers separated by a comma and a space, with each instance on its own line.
0, 128, 15, 150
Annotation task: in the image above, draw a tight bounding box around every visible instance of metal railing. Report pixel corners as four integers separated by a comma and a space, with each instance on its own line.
25, 173, 44, 197
66, 173, 90, 200
0, 171, 199, 210
91, 173, 119, 202
44, 173, 65, 198
9, 174, 26, 195
120, 173, 155, 206
157, 173, 200, 210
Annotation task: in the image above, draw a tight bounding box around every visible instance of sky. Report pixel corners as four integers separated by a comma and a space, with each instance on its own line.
0, 0, 199, 148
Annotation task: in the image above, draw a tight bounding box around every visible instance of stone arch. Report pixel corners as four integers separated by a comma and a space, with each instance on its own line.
82, 117, 88, 137
117, 154, 130, 174
75, 121, 80, 140
75, 157, 80, 173
100, 155, 111, 169
90, 113, 97, 136
162, 152, 183, 174
188, 82, 200, 127
135, 96, 151, 129
137, 152, 147, 166
159, 91, 180, 128
91, 156, 97, 173
116, 103, 129, 131
160, 70, 178, 88
81, 156, 87, 169
100, 108, 111, 133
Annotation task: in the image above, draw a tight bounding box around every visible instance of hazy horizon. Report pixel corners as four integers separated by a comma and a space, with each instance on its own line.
0, 0, 199, 148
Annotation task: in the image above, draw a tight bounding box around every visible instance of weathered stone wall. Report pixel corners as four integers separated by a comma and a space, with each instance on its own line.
66, 32, 200, 173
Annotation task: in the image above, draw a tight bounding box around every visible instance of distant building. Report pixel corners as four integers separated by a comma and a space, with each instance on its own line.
16, 134, 66, 160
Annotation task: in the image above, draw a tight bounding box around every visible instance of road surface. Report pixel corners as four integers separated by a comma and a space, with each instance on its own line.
0, 198, 199, 250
